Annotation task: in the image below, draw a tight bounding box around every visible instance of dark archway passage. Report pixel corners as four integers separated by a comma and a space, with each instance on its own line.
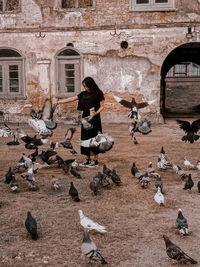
160, 42, 200, 117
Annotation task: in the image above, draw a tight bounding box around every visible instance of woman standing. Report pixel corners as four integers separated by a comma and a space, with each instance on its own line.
55, 77, 105, 167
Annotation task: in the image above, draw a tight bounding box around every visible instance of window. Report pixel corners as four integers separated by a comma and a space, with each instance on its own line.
0, 48, 25, 99
166, 63, 200, 77
56, 47, 82, 98
0, 0, 19, 12
62, 0, 93, 9
130, 0, 175, 11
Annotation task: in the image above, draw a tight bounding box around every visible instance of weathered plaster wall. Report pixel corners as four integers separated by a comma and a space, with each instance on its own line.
0, 0, 199, 122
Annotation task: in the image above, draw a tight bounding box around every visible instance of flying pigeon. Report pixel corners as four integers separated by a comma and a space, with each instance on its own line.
69, 182, 80, 202
41, 99, 57, 130
25, 211, 38, 240
78, 210, 106, 233
28, 117, 53, 138
163, 235, 197, 264
183, 174, 194, 190
0, 123, 13, 137
154, 186, 164, 205
176, 209, 188, 236
81, 115, 94, 130
89, 133, 114, 154
138, 118, 152, 135
176, 119, 200, 143
113, 95, 155, 119
81, 228, 107, 265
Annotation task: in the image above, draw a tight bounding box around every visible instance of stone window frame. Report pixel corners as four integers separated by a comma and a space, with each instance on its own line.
130, 0, 175, 12
0, 0, 21, 13
55, 47, 82, 98
0, 47, 25, 99
60, 0, 96, 10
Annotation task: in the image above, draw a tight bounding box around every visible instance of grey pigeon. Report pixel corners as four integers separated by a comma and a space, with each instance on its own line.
102, 164, 112, 177
89, 173, 102, 194
155, 175, 163, 193
10, 176, 19, 193
70, 167, 82, 179
163, 235, 197, 264
110, 169, 122, 185
81, 116, 94, 130
98, 172, 110, 187
183, 174, 194, 190
61, 127, 76, 149
81, 228, 107, 265
69, 182, 80, 202
177, 119, 200, 143
176, 209, 188, 236
25, 211, 38, 240
138, 118, 152, 135
140, 172, 150, 188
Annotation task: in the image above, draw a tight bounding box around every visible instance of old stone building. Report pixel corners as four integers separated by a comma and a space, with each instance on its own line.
0, 0, 200, 123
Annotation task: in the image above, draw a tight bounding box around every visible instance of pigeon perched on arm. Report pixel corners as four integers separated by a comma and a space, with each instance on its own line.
25, 211, 38, 240
176, 119, 200, 143
163, 235, 197, 264
81, 228, 107, 265
78, 210, 106, 233
176, 209, 188, 236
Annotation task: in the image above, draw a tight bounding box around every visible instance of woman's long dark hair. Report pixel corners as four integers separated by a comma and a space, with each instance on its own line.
82, 77, 100, 93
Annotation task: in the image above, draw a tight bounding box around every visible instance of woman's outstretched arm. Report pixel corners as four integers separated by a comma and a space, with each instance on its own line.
56, 95, 78, 105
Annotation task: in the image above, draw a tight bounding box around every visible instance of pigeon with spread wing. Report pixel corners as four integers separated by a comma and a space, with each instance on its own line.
177, 119, 200, 143
113, 95, 155, 119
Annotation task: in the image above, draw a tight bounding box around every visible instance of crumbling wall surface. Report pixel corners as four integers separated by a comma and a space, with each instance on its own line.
0, 1, 200, 30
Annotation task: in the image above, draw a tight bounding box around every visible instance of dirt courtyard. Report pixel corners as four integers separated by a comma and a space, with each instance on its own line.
0, 118, 200, 267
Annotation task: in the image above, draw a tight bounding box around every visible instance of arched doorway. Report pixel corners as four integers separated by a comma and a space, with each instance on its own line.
160, 42, 200, 117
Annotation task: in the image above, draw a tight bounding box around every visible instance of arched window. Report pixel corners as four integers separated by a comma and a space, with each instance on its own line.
55, 47, 82, 97
0, 48, 25, 99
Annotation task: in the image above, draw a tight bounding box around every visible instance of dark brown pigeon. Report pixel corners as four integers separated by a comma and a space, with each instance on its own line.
25, 211, 38, 240
163, 235, 197, 264
177, 119, 200, 143
69, 182, 80, 202
183, 174, 194, 190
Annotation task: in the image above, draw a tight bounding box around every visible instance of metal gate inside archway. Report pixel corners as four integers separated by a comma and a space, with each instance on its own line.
160, 42, 200, 117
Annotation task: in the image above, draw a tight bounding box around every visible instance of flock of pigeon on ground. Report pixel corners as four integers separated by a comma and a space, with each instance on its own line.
1, 96, 200, 265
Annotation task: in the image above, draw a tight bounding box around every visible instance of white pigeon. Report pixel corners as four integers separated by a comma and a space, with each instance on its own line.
184, 156, 195, 169
0, 123, 13, 137
28, 118, 52, 138
78, 210, 106, 233
154, 186, 164, 206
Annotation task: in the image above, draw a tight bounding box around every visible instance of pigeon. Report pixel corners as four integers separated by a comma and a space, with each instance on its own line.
183, 174, 194, 190
98, 172, 110, 187
90, 133, 114, 153
176, 209, 188, 236
196, 161, 200, 170
154, 186, 164, 205
28, 117, 53, 138
6, 129, 19, 146
131, 162, 144, 179
176, 119, 200, 143
173, 165, 188, 180
81, 228, 108, 265
147, 162, 156, 176
197, 181, 200, 193
10, 176, 19, 193
163, 235, 197, 264
25, 211, 38, 240
70, 167, 82, 179
155, 175, 163, 193
41, 99, 57, 130
51, 177, 60, 191
138, 118, 152, 135
78, 210, 106, 233
89, 178, 100, 195
20, 131, 48, 148
158, 147, 172, 168
140, 172, 150, 188
69, 182, 80, 202
102, 164, 112, 177
81, 115, 94, 130
113, 95, 155, 119
0, 123, 13, 137
184, 156, 196, 170
109, 169, 121, 185
60, 127, 76, 149
157, 158, 167, 170
4, 167, 15, 184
